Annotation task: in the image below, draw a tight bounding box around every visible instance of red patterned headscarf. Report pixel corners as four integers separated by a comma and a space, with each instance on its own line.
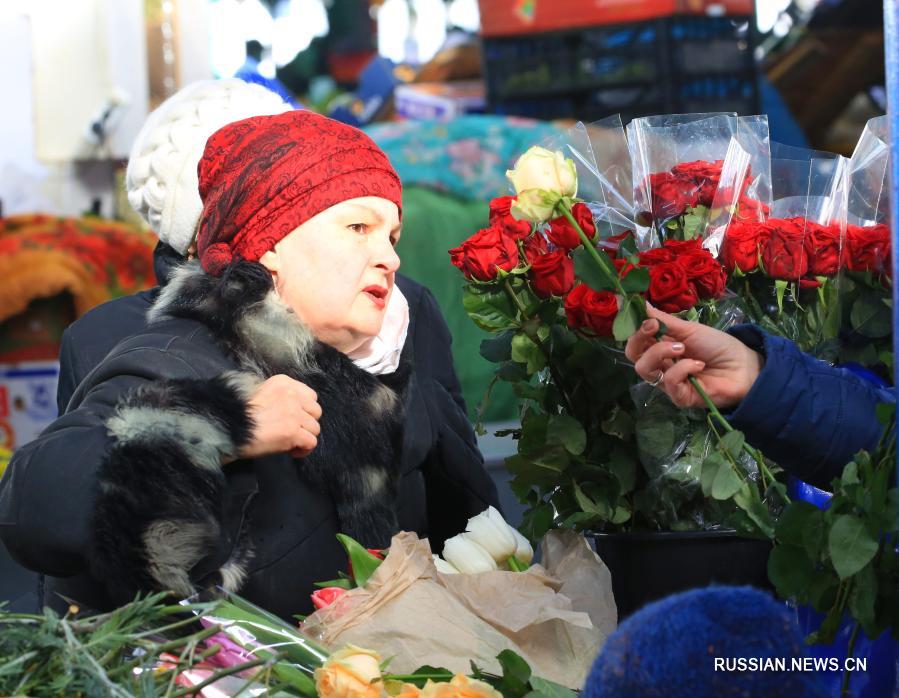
196, 110, 402, 275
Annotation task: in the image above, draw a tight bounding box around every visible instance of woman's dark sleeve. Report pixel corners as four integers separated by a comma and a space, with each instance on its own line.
0, 344, 242, 581
726, 325, 894, 489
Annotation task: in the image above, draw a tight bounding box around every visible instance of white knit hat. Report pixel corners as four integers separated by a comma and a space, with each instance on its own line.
125, 79, 292, 255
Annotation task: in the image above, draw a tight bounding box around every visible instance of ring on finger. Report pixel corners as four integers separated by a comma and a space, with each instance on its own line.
647, 370, 664, 388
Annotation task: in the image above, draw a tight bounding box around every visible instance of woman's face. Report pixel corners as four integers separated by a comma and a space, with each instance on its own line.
259, 196, 402, 353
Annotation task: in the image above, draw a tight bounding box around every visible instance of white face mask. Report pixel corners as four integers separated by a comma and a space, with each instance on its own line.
347, 284, 410, 375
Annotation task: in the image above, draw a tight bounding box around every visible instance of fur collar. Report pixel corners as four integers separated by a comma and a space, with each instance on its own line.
148, 260, 316, 376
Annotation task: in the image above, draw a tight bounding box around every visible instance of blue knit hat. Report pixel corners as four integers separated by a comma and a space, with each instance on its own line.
583, 586, 829, 698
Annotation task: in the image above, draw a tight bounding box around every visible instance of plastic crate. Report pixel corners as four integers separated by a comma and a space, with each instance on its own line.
484, 15, 758, 121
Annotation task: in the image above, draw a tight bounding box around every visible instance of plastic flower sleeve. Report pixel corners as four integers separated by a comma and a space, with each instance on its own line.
701, 116, 772, 257
563, 116, 634, 238
626, 113, 738, 249
847, 115, 890, 226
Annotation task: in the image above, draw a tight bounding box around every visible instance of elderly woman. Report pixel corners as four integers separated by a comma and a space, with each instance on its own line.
0, 110, 499, 619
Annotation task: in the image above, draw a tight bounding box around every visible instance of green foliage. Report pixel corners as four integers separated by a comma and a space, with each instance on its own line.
0, 594, 307, 698
768, 419, 899, 645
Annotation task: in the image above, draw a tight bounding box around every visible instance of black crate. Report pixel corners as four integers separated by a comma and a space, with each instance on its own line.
483, 15, 758, 121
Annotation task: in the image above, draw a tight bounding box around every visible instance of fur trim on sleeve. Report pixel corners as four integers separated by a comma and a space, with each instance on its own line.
90, 372, 258, 601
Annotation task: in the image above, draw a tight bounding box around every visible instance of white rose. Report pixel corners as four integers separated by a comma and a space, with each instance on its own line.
509, 527, 534, 565
464, 506, 517, 562
505, 146, 578, 222
442, 533, 499, 574
432, 554, 461, 574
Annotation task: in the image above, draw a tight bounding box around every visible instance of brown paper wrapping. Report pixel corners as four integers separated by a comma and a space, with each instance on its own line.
301, 530, 617, 689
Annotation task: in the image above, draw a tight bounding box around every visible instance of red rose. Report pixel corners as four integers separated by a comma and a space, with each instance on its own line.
529, 250, 575, 298
310, 586, 347, 610
614, 257, 635, 278
662, 238, 703, 254
638, 247, 677, 266
671, 160, 723, 207
647, 262, 699, 312
564, 284, 619, 336
680, 249, 727, 300
720, 220, 769, 273
735, 194, 769, 222
601, 229, 635, 257
846, 224, 891, 275
547, 203, 596, 250
762, 218, 808, 279
523, 232, 548, 264
799, 278, 822, 289
488, 196, 515, 223
804, 222, 844, 277
649, 172, 696, 220
449, 225, 519, 281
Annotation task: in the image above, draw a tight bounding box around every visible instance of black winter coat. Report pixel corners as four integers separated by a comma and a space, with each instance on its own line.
0, 247, 499, 619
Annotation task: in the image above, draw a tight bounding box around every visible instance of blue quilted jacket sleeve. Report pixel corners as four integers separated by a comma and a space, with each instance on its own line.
725, 325, 894, 489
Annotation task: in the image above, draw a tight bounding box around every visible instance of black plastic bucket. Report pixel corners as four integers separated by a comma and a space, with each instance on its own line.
588, 529, 773, 620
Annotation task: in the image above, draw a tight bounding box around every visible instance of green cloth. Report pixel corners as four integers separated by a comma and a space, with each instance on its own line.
397, 186, 517, 423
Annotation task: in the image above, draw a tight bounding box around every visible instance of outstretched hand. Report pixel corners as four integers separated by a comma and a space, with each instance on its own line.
624, 305, 764, 410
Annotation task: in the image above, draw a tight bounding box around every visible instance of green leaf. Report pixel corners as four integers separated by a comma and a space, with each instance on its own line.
828, 515, 879, 580
547, 414, 586, 455
775, 501, 820, 549
700, 452, 726, 497
527, 676, 579, 698
850, 294, 892, 338
572, 246, 616, 292
573, 481, 613, 519
717, 431, 745, 460
511, 333, 547, 374
336, 534, 383, 588
480, 331, 515, 363
497, 649, 532, 686
848, 563, 878, 634
600, 406, 635, 440
767, 544, 816, 598
682, 205, 709, 239
612, 294, 644, 342
801, 509, 828, 561
807, 572, 840, 612
841, 461, 860, 486
313, 577, 354, 590
711, 463, 743, 500
620, 266, 650, 293
402, 666, 455, 687
518, 503, 554, 541
463, 288, 517, 332
607, 446, 637, 494
876, 402, 895, 426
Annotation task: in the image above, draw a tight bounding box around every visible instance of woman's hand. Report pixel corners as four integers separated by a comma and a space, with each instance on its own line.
625, 305, 764, 410
239, 375, 322, 459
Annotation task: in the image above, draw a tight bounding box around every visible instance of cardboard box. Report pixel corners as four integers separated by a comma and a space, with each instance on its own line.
478, 0, 754, 37
0, 362, 59, 450
394, 81, 486, 120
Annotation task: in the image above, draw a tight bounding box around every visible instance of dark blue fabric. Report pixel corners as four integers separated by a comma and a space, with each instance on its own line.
583, 586, 828, 698
725, 325, 894, 489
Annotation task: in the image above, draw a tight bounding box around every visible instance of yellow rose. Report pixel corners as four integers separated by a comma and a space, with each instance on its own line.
314, 644, 384, 698
420, 675, 503, 698
505, 146, 578, 222
391, 683, 423, 698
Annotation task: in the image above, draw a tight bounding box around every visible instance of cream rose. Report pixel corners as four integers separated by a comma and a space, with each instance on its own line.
464, 506, 517, 562
442, 533, 498, 574
314, 644, 384, 698
506, 146, 578, 222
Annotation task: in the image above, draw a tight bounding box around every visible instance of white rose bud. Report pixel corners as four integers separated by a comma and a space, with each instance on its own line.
465, 506, 517, 562
442, 533, 499, 574
432, 555, 460, 574
505, 146, 578, 222
509, 527, 534, 565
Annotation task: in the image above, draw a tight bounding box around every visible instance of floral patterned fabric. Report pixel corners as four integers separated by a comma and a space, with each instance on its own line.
365, 115, 565, 202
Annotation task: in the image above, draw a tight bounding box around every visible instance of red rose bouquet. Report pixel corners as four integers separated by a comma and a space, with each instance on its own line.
450, 138, 779, 538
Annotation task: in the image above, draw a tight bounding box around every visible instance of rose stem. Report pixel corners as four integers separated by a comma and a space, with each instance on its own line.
558, 204, 627, 297
502, 277, 577, 417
